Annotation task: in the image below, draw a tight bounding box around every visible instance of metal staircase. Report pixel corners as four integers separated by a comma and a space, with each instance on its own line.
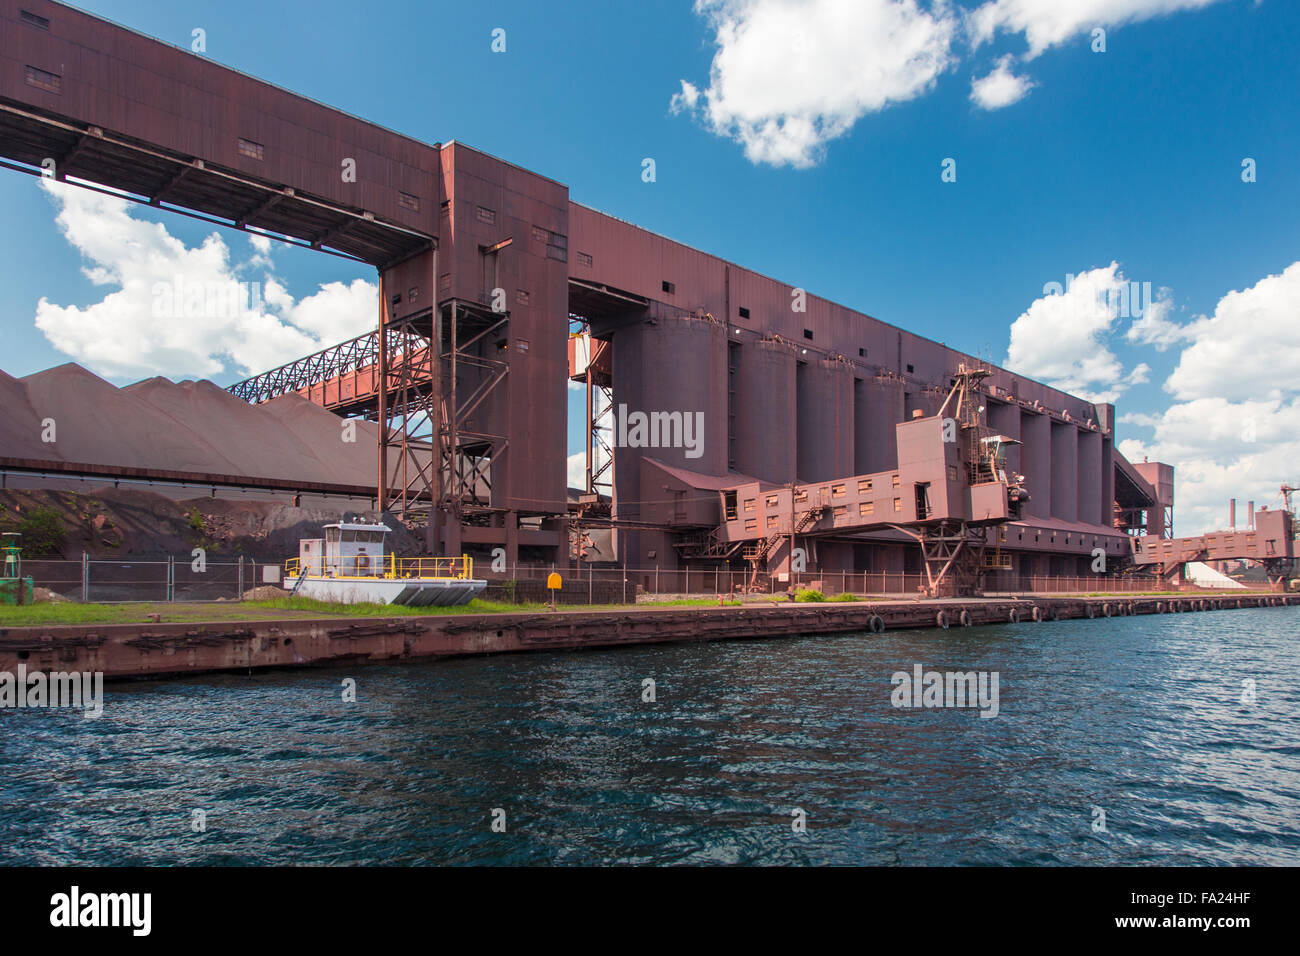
744, 503, 825, 586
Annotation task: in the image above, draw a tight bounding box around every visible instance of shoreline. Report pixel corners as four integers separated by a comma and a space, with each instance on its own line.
2, 593, 1294, 682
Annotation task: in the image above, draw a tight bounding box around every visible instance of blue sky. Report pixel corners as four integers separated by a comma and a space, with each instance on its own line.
2, 0, 1298, 531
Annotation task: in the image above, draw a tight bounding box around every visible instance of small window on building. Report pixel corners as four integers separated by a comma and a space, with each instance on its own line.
577, 251, 593, 268
858, 478, 873, 493
476, 205, 496, 224
893, 497, 902, 512
516, 290, 531, 305
237, 137, 264, 160
767, 515, 779, 529
21, 10, 50, 29
891, 474, 900, 488
408, 287, 419, 301
439, 273, 452, 294
24, 65, 61, 94
765, 494, 779, 508
833, 506, 848, 519
531, 225, 548, 242
860, 501, 875, 516
738, 307, 750, 319
832, 484, 845, 498
906, 363, 915, 373
794, 489, 808, 502
547, 232, 568, 262
803, 329, 814, 340
662, 280, 675, 295
947, 465, 958, 481
390, 293, 402, 306
516, 339, 530, 352
399, 191, 420, 211
744, 518, 757, 532
859, 347, 867, 357
744, 498, 756, 512
724, 491, 738, 521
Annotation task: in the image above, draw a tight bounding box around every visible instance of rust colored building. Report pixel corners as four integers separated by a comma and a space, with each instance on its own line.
0, 0, 1173, 581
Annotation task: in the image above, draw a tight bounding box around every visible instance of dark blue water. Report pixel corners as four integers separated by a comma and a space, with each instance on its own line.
2, 608, 1297, 865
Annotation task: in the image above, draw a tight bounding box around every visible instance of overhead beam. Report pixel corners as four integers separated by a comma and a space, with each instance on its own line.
150, 159, 204, 205
237, 187, 293, 228
54, 127, 103, 180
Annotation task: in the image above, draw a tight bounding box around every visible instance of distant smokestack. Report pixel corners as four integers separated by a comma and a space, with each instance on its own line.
1230, 498, 1236, 529
1248, 501, 1255, 529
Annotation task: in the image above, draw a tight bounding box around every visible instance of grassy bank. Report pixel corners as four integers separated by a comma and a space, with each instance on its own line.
0, 595, 744, 626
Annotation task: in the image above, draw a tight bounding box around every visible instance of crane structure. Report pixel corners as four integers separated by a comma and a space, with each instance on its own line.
678, 365, 1031, 597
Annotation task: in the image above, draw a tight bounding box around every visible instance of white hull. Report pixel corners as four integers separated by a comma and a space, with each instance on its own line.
297, 576, 487, 606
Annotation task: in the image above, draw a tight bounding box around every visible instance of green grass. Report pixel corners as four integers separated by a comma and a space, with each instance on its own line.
6, 589, 1275, 629
0, 594, 747, 627
0, 601, 327, 627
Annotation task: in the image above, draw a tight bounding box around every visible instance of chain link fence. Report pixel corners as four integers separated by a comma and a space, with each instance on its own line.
17, 555, 1169, 605
482, 566, 1169, 600
20, 556, 264, 603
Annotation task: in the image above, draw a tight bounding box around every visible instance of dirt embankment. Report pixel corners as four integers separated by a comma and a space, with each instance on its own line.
0, 487, 423, 562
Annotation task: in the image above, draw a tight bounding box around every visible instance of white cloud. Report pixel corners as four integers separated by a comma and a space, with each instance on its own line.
1002, 257, 1300, 534
1114, 261, 1300, 533
1125, 301, 1188, 351
567, 451, 587, 489
247, 232, 274, 270
970, 54, 1035, 109
676, 0, 1227, 165
1160, 262, 1300, 402
1119, 397, 1300, 534
32, 179, 376, 382
673, 0, 958, 168
970, 0, 1223, 59
1004, 262, 1156, 403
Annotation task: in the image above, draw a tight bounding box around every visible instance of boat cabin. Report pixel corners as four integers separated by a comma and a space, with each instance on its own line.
299, 522, 390, 577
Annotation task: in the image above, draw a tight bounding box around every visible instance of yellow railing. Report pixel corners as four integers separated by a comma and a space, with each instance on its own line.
284, 554, 474, 581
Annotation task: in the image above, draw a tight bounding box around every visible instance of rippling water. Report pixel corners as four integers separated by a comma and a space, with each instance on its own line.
2, 608, 1297, 865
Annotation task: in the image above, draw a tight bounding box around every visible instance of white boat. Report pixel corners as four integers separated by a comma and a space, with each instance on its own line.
286, 522, 487, 606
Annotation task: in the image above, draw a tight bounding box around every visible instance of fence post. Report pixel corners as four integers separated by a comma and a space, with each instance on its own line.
81, 551, 88, 603
655, 565, 659, 596
238, 555, 245, 601
622, 555, 627, 605
168, 554, 174, 603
